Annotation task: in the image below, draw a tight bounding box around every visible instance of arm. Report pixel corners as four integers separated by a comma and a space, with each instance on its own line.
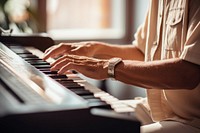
93, 42, 144, 60
115, 58, 200, 90
50, 54, 200, 90
43, 41, 144, 61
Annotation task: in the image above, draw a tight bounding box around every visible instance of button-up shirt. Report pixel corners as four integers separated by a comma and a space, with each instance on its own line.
133, 0, 200, 129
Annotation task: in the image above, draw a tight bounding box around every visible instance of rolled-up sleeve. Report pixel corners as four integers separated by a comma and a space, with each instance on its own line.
180, 1, 200, 65
181, 32, 200, 65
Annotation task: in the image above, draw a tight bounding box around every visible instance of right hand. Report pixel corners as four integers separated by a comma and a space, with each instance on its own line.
43, 41, 97, 60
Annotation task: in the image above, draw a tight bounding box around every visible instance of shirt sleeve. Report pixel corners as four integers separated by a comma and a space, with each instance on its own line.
180, 0, 200, 65
132, 12, 149, 55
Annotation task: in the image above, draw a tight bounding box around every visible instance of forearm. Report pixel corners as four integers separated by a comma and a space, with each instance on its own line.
92, 42, 144, 60
114, 58, 200, 89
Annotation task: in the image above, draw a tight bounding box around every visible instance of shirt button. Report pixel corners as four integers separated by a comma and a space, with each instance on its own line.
172, 18, 175, 23
153, 41, 158, 46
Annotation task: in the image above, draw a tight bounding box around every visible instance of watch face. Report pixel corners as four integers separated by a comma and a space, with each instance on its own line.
110, 58, 122, 64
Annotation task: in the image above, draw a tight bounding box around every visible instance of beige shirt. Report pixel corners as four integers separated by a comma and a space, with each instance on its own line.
133, 0, 200, 129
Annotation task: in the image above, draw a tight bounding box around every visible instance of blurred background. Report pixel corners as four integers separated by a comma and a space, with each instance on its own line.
0, 0, 148, 100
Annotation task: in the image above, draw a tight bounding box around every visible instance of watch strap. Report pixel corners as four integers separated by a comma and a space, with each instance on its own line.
108, 57, 122, 79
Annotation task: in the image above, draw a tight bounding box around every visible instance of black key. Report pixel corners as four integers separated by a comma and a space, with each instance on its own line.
42, 71, 58, 74
9, 47, 30, 54
58, 81, 78, 85
60, 82, 79, 86
38, 68, 51, 71
82, 95, 103, 103
55, 78, 73, 82
18, 54, 38, 58
71, 89, 93, 96
24, 58, 42, 61
88, 101, 112, 109
82, 95, 96, 99
34, 65, 51, 69
82, 95, 101, 101
48, 74, 67, 79
63, 84, 84, 89
29, 61, 50, 65
60, 79, 76, 83
27, 59, 50, 64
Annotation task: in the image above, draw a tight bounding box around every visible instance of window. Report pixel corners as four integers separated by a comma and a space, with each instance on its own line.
46, 0, 126, 40
35, 0, 132, 42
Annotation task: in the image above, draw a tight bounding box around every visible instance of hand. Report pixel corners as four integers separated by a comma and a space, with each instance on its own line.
50, 54, 109, 80
43, 42, 97, 60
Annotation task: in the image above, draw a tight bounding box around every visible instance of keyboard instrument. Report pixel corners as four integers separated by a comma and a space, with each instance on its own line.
0, 35, 140, 133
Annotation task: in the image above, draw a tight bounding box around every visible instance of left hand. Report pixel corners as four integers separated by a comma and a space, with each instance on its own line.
50, 54, 109, 80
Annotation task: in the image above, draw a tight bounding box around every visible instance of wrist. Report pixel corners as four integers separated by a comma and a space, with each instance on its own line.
82, 41, 101, 57
93, 42, 113, 59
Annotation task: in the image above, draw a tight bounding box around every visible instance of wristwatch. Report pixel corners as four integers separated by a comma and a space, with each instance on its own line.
108, 57, 122, 79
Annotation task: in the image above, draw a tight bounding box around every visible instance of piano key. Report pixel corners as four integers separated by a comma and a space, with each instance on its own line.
61, 84, 82, 89
48, 74, 68, 79
27, 61, 50, 65
9, 47, 30, 54
66, 86, 85, 90
114, 107, 135, 113
56, 80, 76, 83
37, 68, 51, 71
88, 101, 112, 109
87, 98, 103, 103
57, 80, 79, 84
59, 80, 79, 84
27, 60, 45, 62
34, 65, 51, 69
24, 58, 43, 61
82, 95, 97, 99
27, 59, 47, 62
41, 71, 58, 74
94, 92, 110, 97
81, 95, 108, 104
59, 81, 84, 88
55, 78, 73, 82
71, 89, 93, 96
18, 54, 38, 58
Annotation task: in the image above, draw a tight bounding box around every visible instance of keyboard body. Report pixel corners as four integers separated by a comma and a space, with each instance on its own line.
0, 35, 140, 133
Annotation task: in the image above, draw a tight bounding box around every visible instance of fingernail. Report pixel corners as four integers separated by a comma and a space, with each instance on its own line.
43, 56, 48, 60
50, 67, 55, 71
58, 70, 62, 75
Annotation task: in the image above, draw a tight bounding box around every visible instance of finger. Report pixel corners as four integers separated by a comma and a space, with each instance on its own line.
63, 54, 82, 59
64, 54, 99, 64
51, 58, 72, 71
43, 46, 63, 60
43, 44, 69, 60
51, 55, 86, 66
50, 55, 83, 72
57, 62, 83, 75
58, 62, 102, 79
50, 55, 68, 67
51, 54, 84, 69
44, 45, 57, 54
